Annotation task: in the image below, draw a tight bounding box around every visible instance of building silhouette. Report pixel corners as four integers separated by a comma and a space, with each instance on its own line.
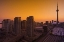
26, 16, 34, 38
56, 3, 59, 25
14, 17, 21, 35
2, 19, 13, 35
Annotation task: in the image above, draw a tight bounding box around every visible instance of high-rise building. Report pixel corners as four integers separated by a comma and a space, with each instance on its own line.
2, 19, 13, 34
26, 16, 34, 38
14, 17, 21, 35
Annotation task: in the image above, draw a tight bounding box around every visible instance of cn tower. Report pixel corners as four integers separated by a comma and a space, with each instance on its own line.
56, 3, 59, 25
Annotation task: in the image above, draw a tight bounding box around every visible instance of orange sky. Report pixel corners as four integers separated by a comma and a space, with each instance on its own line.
0, 0, 64, 22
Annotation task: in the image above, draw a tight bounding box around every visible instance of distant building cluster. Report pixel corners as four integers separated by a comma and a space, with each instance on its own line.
2, 16, 35, 37
0, 15, 63, 42
0, 16, 52, 42
0, 16, 37, 41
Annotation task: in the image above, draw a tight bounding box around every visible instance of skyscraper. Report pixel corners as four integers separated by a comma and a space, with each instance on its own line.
14, 17, 21, 35
2, 19, 12, 34
56, 3, 59, 25
26, 16, 34, 38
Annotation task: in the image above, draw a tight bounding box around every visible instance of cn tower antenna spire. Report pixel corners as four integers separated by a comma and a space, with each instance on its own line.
56, 2, 59, 25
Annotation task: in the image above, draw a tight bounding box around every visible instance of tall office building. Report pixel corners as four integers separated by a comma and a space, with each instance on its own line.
2, 19, 13, 34
26, 16, 34, 38
14, 17, 21, 35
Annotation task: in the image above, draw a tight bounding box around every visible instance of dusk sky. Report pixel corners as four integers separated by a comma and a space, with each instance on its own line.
0, 0, 64, 22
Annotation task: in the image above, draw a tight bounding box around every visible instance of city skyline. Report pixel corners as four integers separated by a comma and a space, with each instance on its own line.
0, 0, 64, 42
0, 0, 64, 22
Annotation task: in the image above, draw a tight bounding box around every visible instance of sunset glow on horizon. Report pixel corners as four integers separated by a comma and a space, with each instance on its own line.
0, 0, 64, 22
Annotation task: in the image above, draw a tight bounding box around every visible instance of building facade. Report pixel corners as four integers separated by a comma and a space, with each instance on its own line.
14, 17, 21, 35
26, 16, 34, 37
2, 19, 13, 34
